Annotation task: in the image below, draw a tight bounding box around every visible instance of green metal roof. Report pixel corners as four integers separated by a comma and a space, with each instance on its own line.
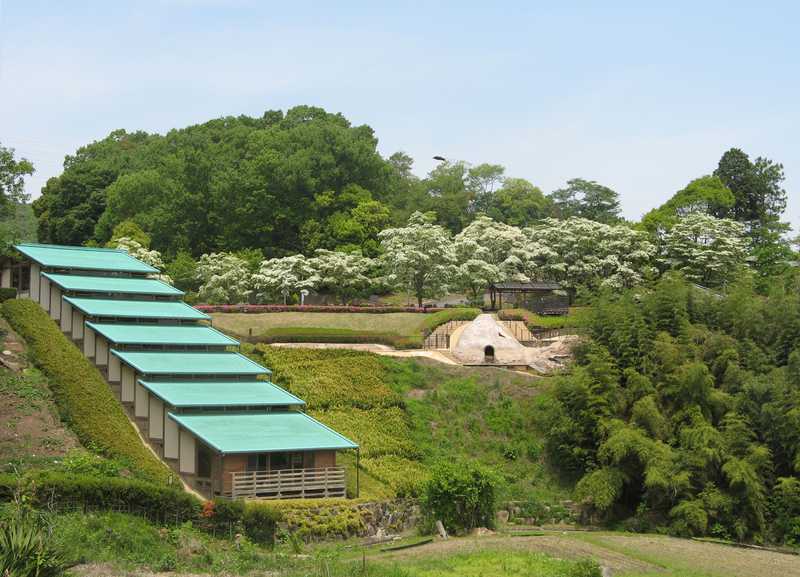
168, 412, 358, 454
111, 350, 271, 375
86, 322, 237, 346
139, 380, 304, 408
15, 243, 157, 273
43, 273, 183, 296
63, 297, 209, 320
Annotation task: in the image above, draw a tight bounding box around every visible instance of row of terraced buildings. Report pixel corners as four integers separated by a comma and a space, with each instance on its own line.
1, 243, 358, 500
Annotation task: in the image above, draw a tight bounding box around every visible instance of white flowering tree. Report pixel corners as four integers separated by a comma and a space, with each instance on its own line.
115, 237, 173, 284
521, 218, 657, 290
196, 252, 253, 304
252, 254, 317, 304
453, 216, 527, 303
310, 249, 373, 304
378, 211, 457, 307
661, 213, 748, 286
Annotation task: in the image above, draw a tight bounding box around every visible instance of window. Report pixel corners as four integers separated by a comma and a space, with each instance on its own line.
197, 445, 212, 478
247, 453, 268, 472
270, 451, 304, 470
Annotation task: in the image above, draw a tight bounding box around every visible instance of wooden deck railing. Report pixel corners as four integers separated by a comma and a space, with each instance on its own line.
229, 467, 346, 500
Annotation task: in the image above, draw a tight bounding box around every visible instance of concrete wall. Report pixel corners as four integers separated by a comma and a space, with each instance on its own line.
121, 364, 135, 403
83, 325, 95, 358
71, 310, 84, 340
96, 336, 109, 367
134, 380, 148, 418
108, 350, 121, 382
40, 275, 50, 312
1, 266, 10, 288
164, 415, 179, 459
60, 299, 72, 332
179, 429, 196, 474
30, 264, 40, 301
50, 286, 61, 320
149, 397, 164, 439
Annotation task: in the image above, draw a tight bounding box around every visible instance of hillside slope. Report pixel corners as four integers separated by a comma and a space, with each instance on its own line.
246, 345, 570, 505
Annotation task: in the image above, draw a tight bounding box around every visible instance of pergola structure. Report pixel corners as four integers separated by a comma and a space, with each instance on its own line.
488, 281, 569, 315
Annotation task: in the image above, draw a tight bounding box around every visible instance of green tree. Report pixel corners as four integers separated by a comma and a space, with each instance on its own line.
0, 142, 34, 217
713, 148, 791, 277
641, 175, 735, 234
549, 178, 621, 223
483, 178, 551, 226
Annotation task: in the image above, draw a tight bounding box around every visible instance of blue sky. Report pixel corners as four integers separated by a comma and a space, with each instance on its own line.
1, 0, 797, 230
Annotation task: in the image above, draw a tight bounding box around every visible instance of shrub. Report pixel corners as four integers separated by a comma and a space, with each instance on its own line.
251, 327, 422, 349
198, 498, 245, 535
0, 513, 66, 577
196, 304, 447, 314
0, 287, 17, 302
420, 308, 481, 334
264, 499, 367, 541
2, 299, 172, 484
422, 460, 499, 534
242, 504, 281, 545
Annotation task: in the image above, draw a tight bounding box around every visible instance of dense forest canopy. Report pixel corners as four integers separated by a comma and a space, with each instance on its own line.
539, 273, 800, 543
28, 106, 791, 267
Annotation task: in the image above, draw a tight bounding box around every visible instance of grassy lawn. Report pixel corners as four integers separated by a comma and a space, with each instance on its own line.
212, 312, 430, 337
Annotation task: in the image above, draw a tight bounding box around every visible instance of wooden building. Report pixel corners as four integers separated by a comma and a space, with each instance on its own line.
488, 281, 569, 315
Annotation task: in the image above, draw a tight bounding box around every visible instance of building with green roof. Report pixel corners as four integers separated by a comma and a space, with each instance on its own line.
61, 296, 209, 344
85, 322, 237, 365
42, 274, 184, 336
168, 412, 356, 498
1, 243, 159, 304
139, 380, 305, 409
6, 242, 358, 500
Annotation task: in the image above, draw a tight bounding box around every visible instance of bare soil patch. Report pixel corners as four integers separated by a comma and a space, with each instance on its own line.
596, 533, 800, 577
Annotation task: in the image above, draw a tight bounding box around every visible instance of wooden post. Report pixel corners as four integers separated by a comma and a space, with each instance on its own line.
356, 449, 360, 498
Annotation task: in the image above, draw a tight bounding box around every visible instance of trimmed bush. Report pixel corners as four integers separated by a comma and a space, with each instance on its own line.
250, 327, 422, 349
0, 288, 17, 303
422, 460, 499, 534
196, 304, 446, 314
420, 308, 481, 334
0, 471, 200, 521
2, 299, 173, 484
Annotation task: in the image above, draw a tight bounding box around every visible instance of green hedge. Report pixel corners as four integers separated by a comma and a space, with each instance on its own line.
1, 299, 173, 484
420, 308, 481, 334
0, 288, 17, 303
249, 327, 423, 349
0, 472, 280, 545
0, 471, 199, 520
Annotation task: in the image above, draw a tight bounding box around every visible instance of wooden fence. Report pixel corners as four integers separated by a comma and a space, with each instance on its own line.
230, 467, 346, 500
423, 320, 469, 349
